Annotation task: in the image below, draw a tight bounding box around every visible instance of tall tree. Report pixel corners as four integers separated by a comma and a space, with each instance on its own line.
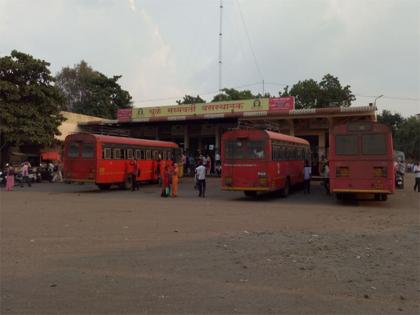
394, 116, 420, 160
377, 110, 404, 136
55, 61, 132, 119
282, 74, 355, 109
212, 88, 256, 102
176, 94, 206, 104
0, 50, 64, 150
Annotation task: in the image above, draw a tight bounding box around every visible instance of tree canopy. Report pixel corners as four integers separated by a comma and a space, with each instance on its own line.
55, 61, 132, 119
0, 50, 64, 147
212, 88, 256, 102
176, 94, 206, 104
281, 74, 355, 109
377, 110, 404, 136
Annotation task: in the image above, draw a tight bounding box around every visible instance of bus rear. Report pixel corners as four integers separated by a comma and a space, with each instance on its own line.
329, 121, 395, 200
63, 133, 98, 183
222, 129, 271, 195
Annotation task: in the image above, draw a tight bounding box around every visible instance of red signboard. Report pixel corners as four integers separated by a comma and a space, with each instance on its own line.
269, 97, 295, 111
117, 108, 133, 122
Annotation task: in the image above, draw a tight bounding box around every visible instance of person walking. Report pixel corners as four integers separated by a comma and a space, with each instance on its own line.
205, 153, 212, 175
195, 161, 206, 197
303, 160, 312, 194
413, 161, 420, 192
5, 164, 15, 191
20, 162, 32, 187
52, 161, 63, 183
161, 165, 171, 197
172, 163, 179, 197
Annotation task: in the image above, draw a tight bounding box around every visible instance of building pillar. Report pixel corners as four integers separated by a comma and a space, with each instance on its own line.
215, 125, 220, 152
288, 119, 295, 136
318, 132, 326, 159
183, 125, 189, 151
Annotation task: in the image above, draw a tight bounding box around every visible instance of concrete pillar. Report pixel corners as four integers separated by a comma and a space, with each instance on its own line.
215, 125, 220, 152
288, 119, 295, 136
318, 132, 326, 159
183, 125, 189, 151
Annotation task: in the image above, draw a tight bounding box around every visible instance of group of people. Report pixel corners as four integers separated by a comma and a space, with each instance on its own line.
160, 162, 180, 197
4, 161, 32, 191
303, 158, 330, 195
184, 151, 221, 177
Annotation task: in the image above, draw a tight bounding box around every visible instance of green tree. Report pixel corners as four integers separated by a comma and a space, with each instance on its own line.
176, 94, 206, 104
394, 116, 420, 160
283, 74, 355, 109
0, 50, 64, 150
212, 88, 256, 102
377, 110, 404, 136
55, 61, 132, 119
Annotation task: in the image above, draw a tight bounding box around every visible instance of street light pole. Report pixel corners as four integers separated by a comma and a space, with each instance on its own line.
374, 94, 384, 107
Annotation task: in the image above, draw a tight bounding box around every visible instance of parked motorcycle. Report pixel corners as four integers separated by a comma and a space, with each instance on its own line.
395, 171, 404, 189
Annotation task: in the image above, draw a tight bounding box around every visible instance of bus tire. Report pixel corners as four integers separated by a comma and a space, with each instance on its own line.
380, 194, 388, 201
336, 193, 343, 200
244, 191, 257, 197
280, 178, 290, 198
123, 176, 133, 190
97, 184, 111, 190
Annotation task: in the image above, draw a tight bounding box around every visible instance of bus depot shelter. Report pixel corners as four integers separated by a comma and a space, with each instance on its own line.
79, 97, 376, 175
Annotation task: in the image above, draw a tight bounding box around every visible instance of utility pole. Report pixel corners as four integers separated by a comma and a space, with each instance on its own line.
218, 0, 223, 92
262, 80, 265, 96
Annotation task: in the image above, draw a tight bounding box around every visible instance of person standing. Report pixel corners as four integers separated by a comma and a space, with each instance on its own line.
52, 161, 63, 183
172, 163, 179, 197
205, 153, 212, 175
303, 160, 312, 194
5, 164, 15, 191
161, 165, 170, 197
413, 161, 420, 192
323, 161, 330, 195
215, 151, 221, 176
195, 161, 206, 197
130, 159, 139, 191
20, 162, 32, 187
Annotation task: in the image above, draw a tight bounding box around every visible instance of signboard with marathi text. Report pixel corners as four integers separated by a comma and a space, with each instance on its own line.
269, 97, 295, 111
128, 98, 269, 121
117, 108, 133, 122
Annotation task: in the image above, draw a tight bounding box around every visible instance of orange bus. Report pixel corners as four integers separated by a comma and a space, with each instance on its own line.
63, 133, 180, 190
221, 129, 310, 197
329, 121, 395, 201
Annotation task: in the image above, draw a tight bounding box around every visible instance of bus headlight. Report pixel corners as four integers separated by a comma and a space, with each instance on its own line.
224, 177, 232, 185
336, 167, 349, 177
373, 167, 387, 177
257, 171, 266, 177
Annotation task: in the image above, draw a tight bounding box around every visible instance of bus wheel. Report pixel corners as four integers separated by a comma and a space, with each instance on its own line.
374, 194, 381, 201
244, 191, 257, 197
280, 178, 290, 198
97, 184, 111, 190
380, 194, 388, 201
336, 193, 343, 200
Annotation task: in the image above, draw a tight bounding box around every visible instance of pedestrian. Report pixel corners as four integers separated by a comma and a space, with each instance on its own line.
5, 163, 15, 191
323, 161, 330, 195
20, 161, 32, 187
161, 165, 170, 197
413, 161, 420, 192
188, 155, 195, 176
130, 159, 140, 191
303, 160, 311, 194
52, 161, 63, 182
215, 151, 221, 176
195, 161, 206, 197
205, 153, 212, 175
181, 152, 186, 176
172, 162, 179, 197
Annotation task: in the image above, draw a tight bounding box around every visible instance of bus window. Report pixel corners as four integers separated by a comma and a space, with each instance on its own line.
362, 134, 387, 155
103, 148, 112, 159
127, 149, 134, 159
140, 150, 145, 160
113, 148, 121, 159
162, 151, 167, 160
168, 151, 172, 160
248, 141, 265, 159
336, 135, 358, 155
135, 149, 141, 160
82, 143, 94, 158
146, 150, 151, 160
153, 151, 159, 160
68, 142, 80, 157
224, 140, 244, 159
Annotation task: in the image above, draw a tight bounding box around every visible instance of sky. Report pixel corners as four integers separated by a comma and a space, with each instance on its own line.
0, 0, 419, 116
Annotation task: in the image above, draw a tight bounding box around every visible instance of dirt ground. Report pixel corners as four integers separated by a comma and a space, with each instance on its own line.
1, 174, 419, 314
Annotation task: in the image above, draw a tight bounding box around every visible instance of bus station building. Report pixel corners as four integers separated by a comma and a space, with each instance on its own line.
79, 97, 377, 175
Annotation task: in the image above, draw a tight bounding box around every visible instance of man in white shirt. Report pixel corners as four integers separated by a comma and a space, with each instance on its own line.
195, 161, 207, 197
303, 160, 312, 194
413, 161, 420, 192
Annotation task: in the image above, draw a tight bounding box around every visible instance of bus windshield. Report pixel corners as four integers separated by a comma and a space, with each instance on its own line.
224, 140, 266, 159
362, 134, 387, 155
335, 135, 358, 155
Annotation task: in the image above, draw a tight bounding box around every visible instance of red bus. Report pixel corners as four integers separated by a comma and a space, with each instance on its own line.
221, 129, 310, 197
63, 133, 180, 190
329, 121, 395, 201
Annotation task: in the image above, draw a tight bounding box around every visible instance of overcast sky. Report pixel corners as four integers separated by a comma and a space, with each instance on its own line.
1, 0, 419, 116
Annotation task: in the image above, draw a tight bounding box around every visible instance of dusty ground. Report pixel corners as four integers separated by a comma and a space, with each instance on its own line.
0, 175, 419, 314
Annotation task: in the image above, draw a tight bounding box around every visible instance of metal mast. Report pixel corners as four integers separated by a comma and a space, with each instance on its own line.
218, 0, 223, 92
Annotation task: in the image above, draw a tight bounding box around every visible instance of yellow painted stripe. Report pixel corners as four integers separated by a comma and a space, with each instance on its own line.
332, 189, 391, 193
222, 187, 270, 191
66, 179, 96, 183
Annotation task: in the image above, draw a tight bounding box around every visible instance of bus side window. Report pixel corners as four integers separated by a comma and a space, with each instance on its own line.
140, 150, 145, 160
153, 151, 158, 160
113, 148, 121, 160
127, 149, 134, 160
162, 151, 167, 160
168, 151, 172, 161
135, 149, 141, 160
146, 150, 151, 160
103, 148, 112, 159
